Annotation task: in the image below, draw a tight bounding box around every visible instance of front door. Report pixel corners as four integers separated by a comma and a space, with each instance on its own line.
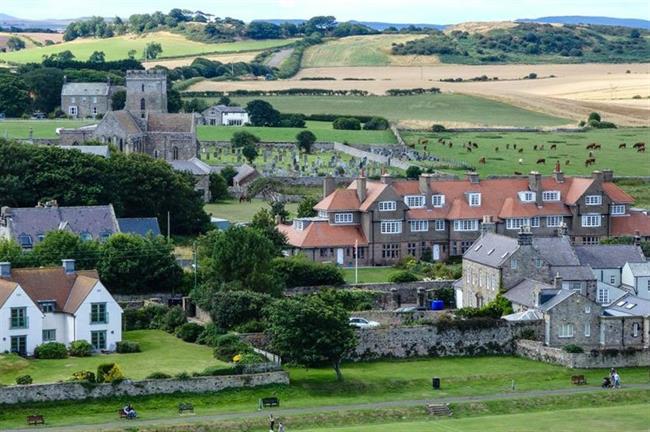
432, 244, 441, 261
10, 336, 27, 356
336, 248, 344, 265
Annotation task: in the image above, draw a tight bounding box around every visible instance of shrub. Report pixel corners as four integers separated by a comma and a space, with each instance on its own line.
363, 117, 389, 130
196, 323, 225, 346
175, 371, 191, 380
16, 375, 32, 385
146, 371, 172, 379
563, 344, 584, 353
34, 342, 68, 359
158, 306, 187, 333
315, 289, 380, 311
588, 112, 601, 122
68, 340, 93, 357
431, 124, 446, 132
272, 256, 345, 288
175, 322, 204, 343
405, 165, 422, 179
71, 370, 96, 382
213, 334, 251, 362
96, 363, 124, 383
333, 117, 361, 130
116, 341, 141, 353
456, 294, 513, 319
197, 366, 238, 376
389, 270, 420, 283
205, 290, 272, 331
123, 304, 168, 331
233, 319, 266, 333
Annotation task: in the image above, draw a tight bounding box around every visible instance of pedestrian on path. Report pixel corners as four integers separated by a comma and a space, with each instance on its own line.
613, 371, 621, 388
269, 413, 275, 431
278, 422, 286, 432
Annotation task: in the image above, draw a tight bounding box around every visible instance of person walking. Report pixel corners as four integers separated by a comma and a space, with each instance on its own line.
278, 422, 286, 432
613, 371, 621, 388
269, 413, 275, 431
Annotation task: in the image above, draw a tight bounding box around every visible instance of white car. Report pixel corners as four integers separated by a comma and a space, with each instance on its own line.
349, 317, 380, 329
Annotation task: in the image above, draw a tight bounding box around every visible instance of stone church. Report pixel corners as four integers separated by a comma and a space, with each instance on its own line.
63, 70, 199, 162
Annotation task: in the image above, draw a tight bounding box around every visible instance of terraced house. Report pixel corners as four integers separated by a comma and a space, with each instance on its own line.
278, 168, 649, 266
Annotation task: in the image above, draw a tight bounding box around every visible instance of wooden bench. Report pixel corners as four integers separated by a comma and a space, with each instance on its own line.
178, 403, 194, 415
571, 375, 587, 385
261, 397, 280, 408
27, 415, 44, 426
426, 404, 452, 417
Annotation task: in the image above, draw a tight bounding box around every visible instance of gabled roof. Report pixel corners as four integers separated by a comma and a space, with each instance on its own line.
278, 220, 368, 248
532, 236, 580, 266
147, 113, 195, 133
605, 293, 650, 317
504, 278, 555, 308
502, 309, 543, 321
626, 262, 650, 277
540, 289, 577, 311
565, 178, 594, 205
59, 145, 110, 158
550, 265, 595, 281
602, 183, 635, 204
315, 189, 360, 211
0, 279, 18, 309
170, 157, 214, 175
463, 232, 519, 267
611, 210, 650, 237
233, 164, 258, 184
62, 82, 110, 96
110, 110, 144, 135
575, 245, 646, 269
203, 105, 247, 114
117, 218, 161, 237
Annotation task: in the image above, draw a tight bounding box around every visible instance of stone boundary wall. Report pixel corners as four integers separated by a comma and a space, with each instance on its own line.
398, 127, 586, 133
351, 320, 542, 360
267, 176, 353, 187
0, 371, 289, 405
200, 141, 336, 150
515, 339, 650, 368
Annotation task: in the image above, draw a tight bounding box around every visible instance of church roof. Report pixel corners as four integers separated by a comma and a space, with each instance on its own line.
62, 82, 111, 97
147, 113, 195, 133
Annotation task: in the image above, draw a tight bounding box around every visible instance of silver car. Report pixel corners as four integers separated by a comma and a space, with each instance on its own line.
349, 317, 380, 329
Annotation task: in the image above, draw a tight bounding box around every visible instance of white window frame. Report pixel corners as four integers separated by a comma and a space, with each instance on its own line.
435, 220, 445, 231
610, 275, 616, 285
409, 220, 429, 232
531, 216, 540, 228
558, 323, 575, 338
318, 210, 327, 218
597, 287, 610, 304
506, 218, 530, 230
585, 195, 602, 206
633, 322, 640, 337
71, 97, 76, 103
610, 204, 625, 215
581, 214, 601, 228
584, 322, 591, 337
519, 191, 535, 202
510, 258, 518, 270
546, 216, 563, 227
294, 220, 304, 231
468, 193, 481, 207
404, 195, 425, 208
381, 220, 402, 234
334, 213, 353, 224
542, 191, 560, 201
93, 96, 98, 103
69, 106, 78, 116
453, 219, 479, 232
378, 201, 396, 212
432, 194, 445, 207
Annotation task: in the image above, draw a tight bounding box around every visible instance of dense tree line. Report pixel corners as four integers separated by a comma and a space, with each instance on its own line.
0, 141, 210, 234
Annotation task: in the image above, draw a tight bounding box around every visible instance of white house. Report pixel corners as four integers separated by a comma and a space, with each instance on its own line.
622, 262, 650, 300
0, 260, 122, 356
201, 105, 249, 126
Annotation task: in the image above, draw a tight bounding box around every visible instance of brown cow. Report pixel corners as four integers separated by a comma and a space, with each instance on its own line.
638, 147, 646, 153
565, 160, 571, 166
506, 144, 510, 150
550, 144, 557, 150
594, 144, 601, 150
619, 143, 626, 149
534, 145, 538, 151
536, 158, 546, 164
472, 142, 478, 149
518, 148, 524, 153
479, 157, 486, 164
448, 142, 453, 148
633, 142, 645, 149
467, 147, 472, 152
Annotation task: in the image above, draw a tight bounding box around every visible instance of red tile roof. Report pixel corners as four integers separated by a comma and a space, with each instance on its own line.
315, 189, 360, 211
602, 183, 635, 204
278, 221, 368, 248
610, 210, 650, 237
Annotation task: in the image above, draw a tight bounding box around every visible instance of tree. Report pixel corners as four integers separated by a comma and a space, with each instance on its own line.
267, 295, 356, 381
0, 239, 30, 267
269, 201, 289, 222
296, 130, 316, 153
0, 75, 31, 117
208, 173, 229, 202
231, 131, 260, 148
88, 51, 106, 64
296, 196, 318, 218
588, 112, 601, 123
217, 96, 231, 106
127, 49, 138, 59
111, 89, 126, 110
144, 42, 163, 60
247, 21, 281, 39
305, 16, 337, 33
363, 117, 388, 130
33, 231, 100, 270
242, 144, 258, 164
6, 36, 26, 51
250, 208, 287, 253
246, 100, 280, 126
630, 29, 641, 39
406, 166, 422, 179
22, 68, 65, 114
200, 290, 273, 331
183, 98, 208, 113
333, 117, 361, 130
220, 166, 237, 186
247, 177, 283, 202
167, 86, 182, 113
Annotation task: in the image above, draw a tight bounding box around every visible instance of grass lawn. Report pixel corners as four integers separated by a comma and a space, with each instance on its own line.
0, 119, 94, 139
298, 404, 650, 432
616, 178, 650, 209
402, 127, 650, 177
0, 32, 296, 64
198, 121, 397, 145
220, 94, 569, 127
341, 267, 398, 284
205, 199, 299, 223
0, 330, 225, 385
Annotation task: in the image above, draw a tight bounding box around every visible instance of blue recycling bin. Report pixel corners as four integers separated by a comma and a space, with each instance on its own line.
430, 300, 444, 310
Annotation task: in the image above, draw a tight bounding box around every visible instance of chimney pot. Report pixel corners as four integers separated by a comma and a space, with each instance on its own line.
381, 173, 393, 185
0, 262, 10, 278
517, 226, 533, 245
603, 169, 613, 182
62, 259, 75, 274
323, 175, 335, 199
356, 175, 367, 203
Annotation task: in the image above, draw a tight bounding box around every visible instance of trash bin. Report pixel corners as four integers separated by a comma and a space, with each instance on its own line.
430, 300, 444, 310
432, 377, 441, 390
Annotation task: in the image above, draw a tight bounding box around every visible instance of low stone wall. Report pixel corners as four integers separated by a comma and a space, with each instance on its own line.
351, 320, 542, 360
515, 339, 650, 368
0, 371, 289, 405
200, 141, 336, 151
353, 310, 444, 327
268, 176, 352, 187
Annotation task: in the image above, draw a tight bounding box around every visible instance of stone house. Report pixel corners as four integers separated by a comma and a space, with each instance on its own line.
201, 105, 249, 126
169, 157, 215, 203
61, 79, 121, 119
575, 244, 646, 288
622, 262, 650, 300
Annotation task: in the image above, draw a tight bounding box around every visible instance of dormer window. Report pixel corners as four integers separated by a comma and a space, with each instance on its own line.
518, 191, 535, 202
611, 204, 626, 215
468, 193, 481, 207
294, 220, 305, 231
334, 213, 353, 224
585, 195, 602, 205
432, 194, 445, 207
404, 195, 425, 208
542, 191, 560, 201
39, 302, 55, 313
378, 201, 396, 211
18, 233, 33, 249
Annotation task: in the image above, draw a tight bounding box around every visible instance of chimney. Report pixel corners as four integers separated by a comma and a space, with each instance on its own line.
557, 222, 568, 238
528, 171, 543, 206
323, 175, 335, 199
0, 262, 10, 278
517, 225, 533, 246
634, 230, 641, 247
603, 169, 613, 183
62, 259, 75, 275
592, 170, 604, 186
356, 173, 367, 204
481, 215, 496, 235
553, 167, 565, 184
554, 272, 563, 289
467, 172, 479, 184
380, 173, 393, 185
533, 286, 542, 307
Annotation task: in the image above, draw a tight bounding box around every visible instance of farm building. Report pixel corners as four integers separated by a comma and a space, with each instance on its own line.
201, 105, 249, 126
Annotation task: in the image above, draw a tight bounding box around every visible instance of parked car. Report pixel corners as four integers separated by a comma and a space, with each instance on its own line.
349, 317, 380, 329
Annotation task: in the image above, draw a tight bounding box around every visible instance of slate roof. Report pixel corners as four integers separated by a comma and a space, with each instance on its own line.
504, 278, 555, 308
550, 265, 596, 281
575, 245, 646, 269
117, 218, 161, 237
540, 289, 577, 311
59, 145, 110, 158
233, 164, 259, 184
170, 157, 214, 175
605, 293, 650, 317
532, 237, 580, 266
204, 105, 247, 114
3, 205, 119, 244
61, 82, 110, 97
626, 262, 650, 277
147, 113, 195, 133
463, 232, 519, 267
110, 110, 144, 135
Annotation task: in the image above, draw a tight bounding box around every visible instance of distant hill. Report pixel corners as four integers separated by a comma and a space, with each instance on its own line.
0, 13, 71, 31
255, 19, 446, 31
518, 16, 650, 29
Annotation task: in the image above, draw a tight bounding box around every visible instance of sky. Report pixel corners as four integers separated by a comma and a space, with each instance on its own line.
2, 0, 649, 23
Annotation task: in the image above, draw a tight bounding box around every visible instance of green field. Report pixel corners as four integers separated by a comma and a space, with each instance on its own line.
0, 119, 92, 139
0, 32, 295, 64
616, 178, 650, 209
342, 267, 399, 284
0, 330, 226, 385
402, 128, 650, 176
198, 121, 396, 144
301, 34, 428, 67
205, 199, 299, 223
222, 95, 569, 127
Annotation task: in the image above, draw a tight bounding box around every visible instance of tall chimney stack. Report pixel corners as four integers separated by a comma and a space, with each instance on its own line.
517, 225, 533, 246
323, 175, 335, 199
356, 172, 367, 204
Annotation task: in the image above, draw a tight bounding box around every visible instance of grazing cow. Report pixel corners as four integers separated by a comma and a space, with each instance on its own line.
423, 145, 428, 152
506, 144, 510, 150
438, 138, 444, 143
472, 142, 478, 149
619, 143, 626, 149
586, 143, 596, 150
518, 148, 524, 153
513, 144, 517, 149
495, 147, 499, 152
534, 145, 538, 151
448, 142, 453, 148
514, 171, 522, 175
479, 157, 486, 164
589, 151, 594, 158
536, 158, 546, 165
585, 158, 596, 167
565, 160, 571, 166
633, 142, 645, 149
550, 144, 557, 150
540, 144, 545, 151
467, 147, 472, 152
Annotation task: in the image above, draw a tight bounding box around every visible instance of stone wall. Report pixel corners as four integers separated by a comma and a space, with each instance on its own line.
268, 176, 353, 187
0, 371, 289, 405
515, 339, 650, 368
351, 320, 542, 360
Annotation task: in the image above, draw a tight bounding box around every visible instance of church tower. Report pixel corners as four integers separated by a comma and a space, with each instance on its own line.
125, 70, 168, 118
